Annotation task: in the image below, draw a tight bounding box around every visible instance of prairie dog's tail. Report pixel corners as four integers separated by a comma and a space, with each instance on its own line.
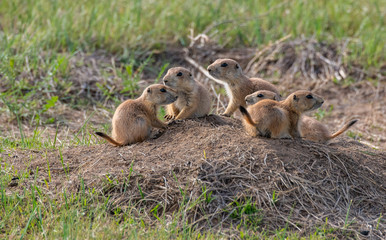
95, 132, 122, 146
239, 106, 256, 126
329, 119, 358, 139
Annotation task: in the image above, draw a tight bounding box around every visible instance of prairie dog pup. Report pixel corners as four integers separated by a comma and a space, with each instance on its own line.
95, 84, 178, 146
300, 116, 358, 143
207, 58, 280, 117
245, 90, 280, 105
240, 90, 324, 139
163, 67, 211, 120
245, 90, 358, 143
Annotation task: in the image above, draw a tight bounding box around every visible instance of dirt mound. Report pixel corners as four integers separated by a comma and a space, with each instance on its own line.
5, 116, 386, 238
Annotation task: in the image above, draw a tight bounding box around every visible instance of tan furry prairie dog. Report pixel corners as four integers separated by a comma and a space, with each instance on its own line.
163, 67, 211, 120
245, 90, 281, 105
300, 116, 358, 143
207, 58, 280, 117
239, 90, 324, 138
245, 90, 358, 143
95, 84, 178, 146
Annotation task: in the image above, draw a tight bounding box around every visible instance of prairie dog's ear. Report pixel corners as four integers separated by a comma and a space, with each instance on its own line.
235, 64, 239, 69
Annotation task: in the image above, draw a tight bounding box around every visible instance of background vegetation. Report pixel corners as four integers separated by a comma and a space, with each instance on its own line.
1, 0, 384, 68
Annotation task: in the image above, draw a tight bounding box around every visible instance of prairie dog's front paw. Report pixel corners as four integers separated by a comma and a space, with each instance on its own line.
164, 114, 175, 121
167, 119, 183, 125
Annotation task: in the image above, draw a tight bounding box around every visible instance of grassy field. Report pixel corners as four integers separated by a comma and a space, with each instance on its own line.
1, 0, 384, 66
0, 0, 385, 239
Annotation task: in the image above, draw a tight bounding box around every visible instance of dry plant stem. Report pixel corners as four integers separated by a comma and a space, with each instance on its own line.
183, 53, 218, 82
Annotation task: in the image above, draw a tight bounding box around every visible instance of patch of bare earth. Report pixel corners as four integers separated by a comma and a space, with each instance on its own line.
4, 116, 385, 238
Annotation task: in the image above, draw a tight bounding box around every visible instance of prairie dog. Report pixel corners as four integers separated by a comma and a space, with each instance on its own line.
245, 90, 280, 105
163, 67, 211, 120
207, 58, 280, 117
245, 90, 358, 143
240, 90, 324, 139
300, 116, 358, 143
95, 84, 178, 146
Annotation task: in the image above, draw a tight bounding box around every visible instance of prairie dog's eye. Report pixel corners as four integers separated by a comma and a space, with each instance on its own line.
257, 94, 264, 98
147, 88, 151, 93
160, 88, 166, 92
306, 94, 313, 99
177, 72, 183, 76
221, 63, 228, 67
235, 64, 239, 69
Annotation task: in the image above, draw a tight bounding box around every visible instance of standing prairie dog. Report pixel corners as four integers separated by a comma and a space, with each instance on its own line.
95, 84, 178, 146
163, 67, 211, 120
239, 90, 324, 138
207, 58, 280, 117
245, 90, 358, 143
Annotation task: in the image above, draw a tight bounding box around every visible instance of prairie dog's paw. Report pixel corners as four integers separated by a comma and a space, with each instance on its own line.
167, 119, 183, 125
164, 114, 175, 121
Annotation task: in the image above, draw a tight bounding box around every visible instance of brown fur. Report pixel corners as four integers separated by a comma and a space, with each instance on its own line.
245, 90, 280, 105
207, 58, 280, 117
245, 90, 358, 143
95, 84, 178, 146
163, 67, 211, 120
240, 90, 324, 139
300, 117, 358, 143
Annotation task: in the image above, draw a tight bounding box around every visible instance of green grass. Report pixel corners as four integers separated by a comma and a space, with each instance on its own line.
0, 0, 384, 68
0, 161, 350, 239
0, 175, 217, 239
